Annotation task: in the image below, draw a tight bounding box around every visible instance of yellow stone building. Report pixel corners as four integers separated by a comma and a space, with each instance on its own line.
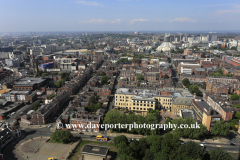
114, 88, 173, 115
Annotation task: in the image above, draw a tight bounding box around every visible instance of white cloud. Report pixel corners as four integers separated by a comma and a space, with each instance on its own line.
215, 5, 240, 14
169, 17, 197, 23
130, 19, 149, 24
76, 1, 102, 6
79, 19, 123, 24
79, 19, 108, 24
111, 19, 123, 24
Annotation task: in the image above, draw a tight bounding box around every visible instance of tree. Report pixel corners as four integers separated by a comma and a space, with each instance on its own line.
147, 108, 159, 117
211, 120, 230, 136
117, 142, 134, 160
172, 118, 207, 139
42, 73, 48, 77
235, 112, 240, 119
113, 135, 128, 148
230, 94, 240, 100
137, 75, 144, 81
209, 148, 233, 160
49, 94, 55, 99
33, 102, 40, 111
165, 117, 172, 131
217, 68, 223, 74
164, 74, 169, 79
101, 75, 110, 84
182, 78, 190, 87
188, 85, 202, 96
137, 82, 140, 87
89, 95, 96, 104
50, 130, 73, 144
177, 141, 206, 160
56, 79, 65, 88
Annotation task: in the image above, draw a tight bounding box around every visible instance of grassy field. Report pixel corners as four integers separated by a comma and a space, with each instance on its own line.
69, 140, 117, 160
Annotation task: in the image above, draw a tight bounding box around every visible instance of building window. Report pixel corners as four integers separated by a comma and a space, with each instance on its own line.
144, 104, 146, 106
151, 105, 153, 107
140, 108, 142, 110
144, 108, 146, 110
133, 103, 135, 105
133, 107, 135, 109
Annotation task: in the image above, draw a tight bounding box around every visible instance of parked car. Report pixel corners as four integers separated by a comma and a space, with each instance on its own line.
201, 141, 208, 144
230, 143, 236, 146
48, 125, 52, 128
180, 140, 184, 145
200, 144, 205, 148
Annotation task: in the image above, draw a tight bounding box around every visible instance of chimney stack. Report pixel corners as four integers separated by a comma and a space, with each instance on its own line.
208, 108, 212, 115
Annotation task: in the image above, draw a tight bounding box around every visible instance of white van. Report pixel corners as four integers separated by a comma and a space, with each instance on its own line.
200, 144, 204, 148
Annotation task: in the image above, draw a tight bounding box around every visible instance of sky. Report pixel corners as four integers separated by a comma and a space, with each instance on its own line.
1, 0, 240, 32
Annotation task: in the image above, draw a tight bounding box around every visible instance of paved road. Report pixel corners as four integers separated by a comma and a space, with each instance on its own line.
107, 72, 120, 111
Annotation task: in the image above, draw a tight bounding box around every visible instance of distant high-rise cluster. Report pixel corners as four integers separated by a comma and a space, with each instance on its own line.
164, 33, 217, 43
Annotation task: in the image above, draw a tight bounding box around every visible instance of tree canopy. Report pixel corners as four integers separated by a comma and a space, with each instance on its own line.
209, 148, 233, 160
56, 79, 65, 88
182, 78, 190, 87
137, 75, 144, 81
230, 94, 240, 100
113, 135, 128, 148
211, 120, 230, 136
164, 74, 169, 79
50, 130, 73, 144
103, 110, 159, 135
101, 75, 110, 85
33, 102, 40, 111
208, 68, 233, 77
112, 133, 232, 160
188, 85, 202, 96
171, 117, 207, 139
89, 95, 97, 104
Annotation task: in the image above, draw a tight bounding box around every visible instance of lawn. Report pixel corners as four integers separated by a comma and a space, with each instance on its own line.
69, 140, 117, 160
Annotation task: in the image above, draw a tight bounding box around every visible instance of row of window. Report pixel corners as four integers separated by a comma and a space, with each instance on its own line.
116, 103, 154, 107
133, 103, 153, 107
116, 96, 129, 99
122, 107, 150, 111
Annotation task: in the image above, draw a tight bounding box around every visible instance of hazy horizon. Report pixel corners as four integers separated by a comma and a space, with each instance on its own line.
1, 0, 240, 32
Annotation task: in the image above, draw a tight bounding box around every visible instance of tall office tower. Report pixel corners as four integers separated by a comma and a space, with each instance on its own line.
211, 35, 218, 41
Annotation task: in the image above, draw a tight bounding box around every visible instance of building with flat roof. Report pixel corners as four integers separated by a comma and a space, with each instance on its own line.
13, 77, 47, 91
81, 144, 110, 160
115, 88, 172, 115
172, 90, 194, 115
192, 99, 222, 131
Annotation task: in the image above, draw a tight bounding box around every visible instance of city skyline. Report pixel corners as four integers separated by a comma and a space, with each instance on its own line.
1, 0, 240, 32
